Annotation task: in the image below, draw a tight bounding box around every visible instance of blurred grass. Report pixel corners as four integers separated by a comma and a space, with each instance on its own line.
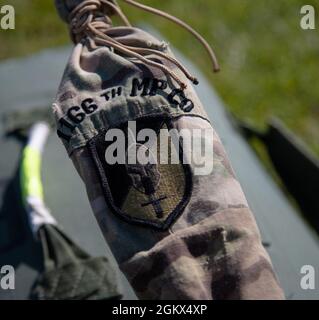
0, 0, 318, 157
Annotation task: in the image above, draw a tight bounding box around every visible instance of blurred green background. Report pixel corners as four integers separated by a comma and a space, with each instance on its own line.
0, 0, 318, 157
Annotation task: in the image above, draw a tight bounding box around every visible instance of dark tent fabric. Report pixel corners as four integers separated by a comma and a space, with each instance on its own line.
235, 118, 319, 233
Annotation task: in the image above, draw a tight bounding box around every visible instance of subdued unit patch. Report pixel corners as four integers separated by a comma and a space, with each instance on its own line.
88, 119, 193, 231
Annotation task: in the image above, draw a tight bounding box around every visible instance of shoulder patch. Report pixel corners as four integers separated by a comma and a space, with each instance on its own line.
88, 118, 192, 231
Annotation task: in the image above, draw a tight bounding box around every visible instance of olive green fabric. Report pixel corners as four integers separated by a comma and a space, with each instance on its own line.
31, 224, 122, 300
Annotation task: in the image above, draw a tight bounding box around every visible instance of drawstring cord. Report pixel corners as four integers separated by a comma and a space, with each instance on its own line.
69, 0, 219, 89
122, 0, 220, 73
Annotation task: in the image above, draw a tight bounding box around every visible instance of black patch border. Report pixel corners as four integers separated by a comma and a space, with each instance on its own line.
88, 117, 193, 231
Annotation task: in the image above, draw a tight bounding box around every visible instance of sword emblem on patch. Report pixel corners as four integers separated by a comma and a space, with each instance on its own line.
88, 118, 193, 231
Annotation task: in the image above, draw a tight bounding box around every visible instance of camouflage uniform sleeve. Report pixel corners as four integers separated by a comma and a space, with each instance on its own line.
53, 0, 284, 300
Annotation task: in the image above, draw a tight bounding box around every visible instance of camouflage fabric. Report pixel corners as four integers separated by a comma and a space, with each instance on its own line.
53, 0, 284, 299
